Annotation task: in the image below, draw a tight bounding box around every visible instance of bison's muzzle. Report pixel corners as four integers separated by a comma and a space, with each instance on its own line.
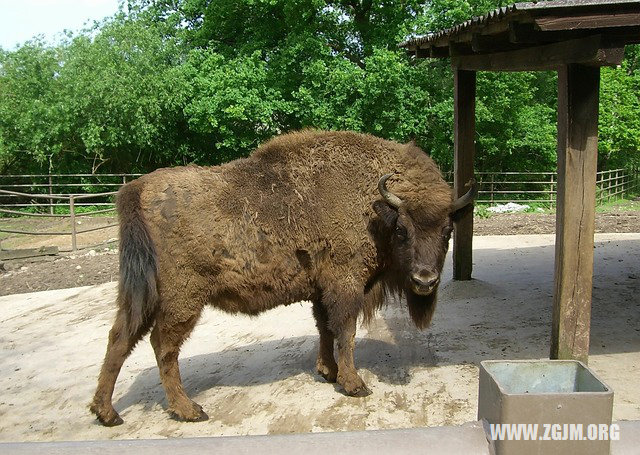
410, 271, 440, 295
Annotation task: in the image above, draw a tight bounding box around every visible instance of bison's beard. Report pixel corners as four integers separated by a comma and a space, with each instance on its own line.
406, 288, 438, 330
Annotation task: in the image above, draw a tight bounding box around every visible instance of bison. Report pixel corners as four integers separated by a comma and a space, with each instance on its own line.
90, 130, 476, 426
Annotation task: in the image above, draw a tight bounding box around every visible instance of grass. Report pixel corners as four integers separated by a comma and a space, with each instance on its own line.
474, 201, 554, 218
52, 205, 116, 216
474, 204, 493, 219
523, 203, 554, 214
596, 196, 640, 212
475, 194, 639, 217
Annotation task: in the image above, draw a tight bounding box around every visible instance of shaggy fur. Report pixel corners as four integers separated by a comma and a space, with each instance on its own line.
90, 130, 468, 426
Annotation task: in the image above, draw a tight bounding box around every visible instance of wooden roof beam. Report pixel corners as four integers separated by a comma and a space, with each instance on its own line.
510, 22, 563, 43
415, 48, 430, 58
510, 21, 640, 45
472, 31, 526, 53
449, 41, 474, 57
430, 46, 450, 58
535, 11, 640, 31
452, 34, 624, 71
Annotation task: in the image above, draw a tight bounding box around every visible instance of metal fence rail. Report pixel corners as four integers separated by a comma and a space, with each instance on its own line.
444, 168, 639, 206
0, 189, 119, 251
0, 173, 141, 214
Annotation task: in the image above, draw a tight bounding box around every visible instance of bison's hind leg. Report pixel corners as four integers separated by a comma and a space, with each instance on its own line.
150, 306, 208, 422
90, 308, 152, 426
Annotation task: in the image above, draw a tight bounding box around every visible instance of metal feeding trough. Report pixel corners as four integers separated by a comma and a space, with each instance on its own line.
478, 360, 614, 455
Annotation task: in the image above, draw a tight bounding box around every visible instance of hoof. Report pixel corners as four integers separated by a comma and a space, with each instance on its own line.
169, 405, 209, 422
347, 385, 372, 398
90, 404, 124, 427
100, 414, 125, 427
339, 374, 372, 397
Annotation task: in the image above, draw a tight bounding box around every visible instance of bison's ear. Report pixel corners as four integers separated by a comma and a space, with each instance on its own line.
373, 200, 398, 228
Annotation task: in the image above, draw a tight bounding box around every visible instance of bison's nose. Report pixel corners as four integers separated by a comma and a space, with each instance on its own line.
411, 274, 439, 288
411, 273, 440, 295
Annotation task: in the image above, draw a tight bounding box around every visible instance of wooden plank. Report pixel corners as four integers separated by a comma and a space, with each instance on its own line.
430, 46, 450, 58
535, 12, 640, 31
510, 21, 640, 45
551, 64, 600, 364
449, 42, 473, 57
452, 34, 624, 71
472, 32, 523, 53
0, 246, 59, 261
453, 69, 476, 281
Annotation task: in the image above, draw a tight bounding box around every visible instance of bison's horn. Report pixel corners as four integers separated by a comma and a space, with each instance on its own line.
378, 174, 402, 209
451, 178, 478, 213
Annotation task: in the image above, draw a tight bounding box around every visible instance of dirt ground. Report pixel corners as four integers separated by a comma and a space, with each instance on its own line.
0, 233, 638, 442
1, 203, 639, 296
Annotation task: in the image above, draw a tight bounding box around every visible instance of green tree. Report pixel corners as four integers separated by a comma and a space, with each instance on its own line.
179, 50, 293, 163
1, 0, 639, 177
0, 40, 62, 173
475, 71, 557, 172
599, 45, 640, 170
54, 15, 189, 172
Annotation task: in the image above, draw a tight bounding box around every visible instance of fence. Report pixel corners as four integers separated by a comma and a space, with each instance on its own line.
0, 174, 141, 252
0, 169, 638, 253
446, 168, 639, 206
0, 173, 142, 213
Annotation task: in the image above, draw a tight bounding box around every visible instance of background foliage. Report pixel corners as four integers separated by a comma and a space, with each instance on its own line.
0, 0, 638, 175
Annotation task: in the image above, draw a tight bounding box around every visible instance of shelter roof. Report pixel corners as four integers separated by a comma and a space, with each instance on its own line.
400, 0, 640, 70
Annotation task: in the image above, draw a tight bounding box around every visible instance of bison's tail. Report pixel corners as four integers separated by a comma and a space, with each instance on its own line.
116, 181, 158, 338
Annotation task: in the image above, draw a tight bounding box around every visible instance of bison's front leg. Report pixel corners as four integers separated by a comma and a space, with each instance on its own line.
335, 315, 372, 397
312, 300, 338, 382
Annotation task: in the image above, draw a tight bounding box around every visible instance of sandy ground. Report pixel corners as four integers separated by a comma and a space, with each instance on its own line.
0, 233, 638, 442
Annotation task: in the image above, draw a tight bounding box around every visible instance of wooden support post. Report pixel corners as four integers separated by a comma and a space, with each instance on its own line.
453, 69, 476, 281
551, 64, 600, 363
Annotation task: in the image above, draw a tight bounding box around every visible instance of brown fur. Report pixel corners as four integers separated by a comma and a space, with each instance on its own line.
91, 130, 462, 425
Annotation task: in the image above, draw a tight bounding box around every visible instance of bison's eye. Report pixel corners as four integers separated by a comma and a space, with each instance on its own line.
442, 225, 453, 238
395, 225, 408, 241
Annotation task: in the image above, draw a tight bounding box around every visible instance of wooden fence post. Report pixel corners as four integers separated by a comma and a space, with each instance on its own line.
48, 175, 54, 215
70, 195, 77, 251
490, 175, 495, 204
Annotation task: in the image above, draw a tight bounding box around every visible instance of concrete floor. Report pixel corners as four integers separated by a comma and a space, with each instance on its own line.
3, 421, 640, 455
0, 234, 638, 443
